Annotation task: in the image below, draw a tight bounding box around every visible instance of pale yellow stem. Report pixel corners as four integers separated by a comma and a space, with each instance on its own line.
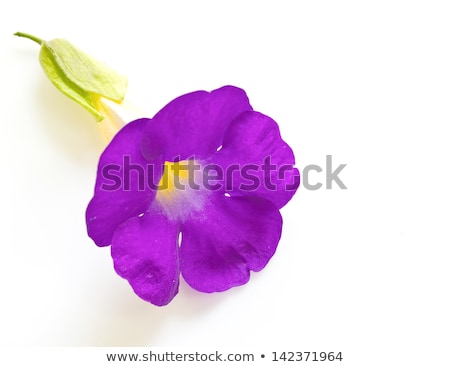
93, 96, 145, 142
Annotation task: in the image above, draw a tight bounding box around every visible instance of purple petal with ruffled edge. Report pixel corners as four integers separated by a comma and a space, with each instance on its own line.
213, 111, 300, 208
141, 86, 252, 162
86, 118, 163, 247
179, 194, 282, 293
111, 212, 180, 306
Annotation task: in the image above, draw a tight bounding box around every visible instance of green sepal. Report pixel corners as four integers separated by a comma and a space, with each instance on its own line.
16, 33, 128, 121
39, 44, 104, 120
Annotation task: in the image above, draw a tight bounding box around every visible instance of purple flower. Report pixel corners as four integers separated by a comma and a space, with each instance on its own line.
86, 86, 300, 306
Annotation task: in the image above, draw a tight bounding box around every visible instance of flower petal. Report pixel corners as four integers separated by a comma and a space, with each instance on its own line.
86, 118, 163, 247
111, 212, 180, 306
214, 111, 300, 208
179, 194, 282, 293
142, 85, 252, 161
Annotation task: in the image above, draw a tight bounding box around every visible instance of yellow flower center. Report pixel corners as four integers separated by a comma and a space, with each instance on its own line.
156, 161, 191, 200
154, 160, 208, 221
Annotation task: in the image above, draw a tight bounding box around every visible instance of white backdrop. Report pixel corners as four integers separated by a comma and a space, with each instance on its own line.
1, 1, 449, 365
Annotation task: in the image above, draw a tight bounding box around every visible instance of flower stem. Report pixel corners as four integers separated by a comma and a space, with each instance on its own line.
14, 32, 43, 45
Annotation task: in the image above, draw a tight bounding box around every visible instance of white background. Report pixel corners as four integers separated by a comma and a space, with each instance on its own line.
1, 0, 449, 365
